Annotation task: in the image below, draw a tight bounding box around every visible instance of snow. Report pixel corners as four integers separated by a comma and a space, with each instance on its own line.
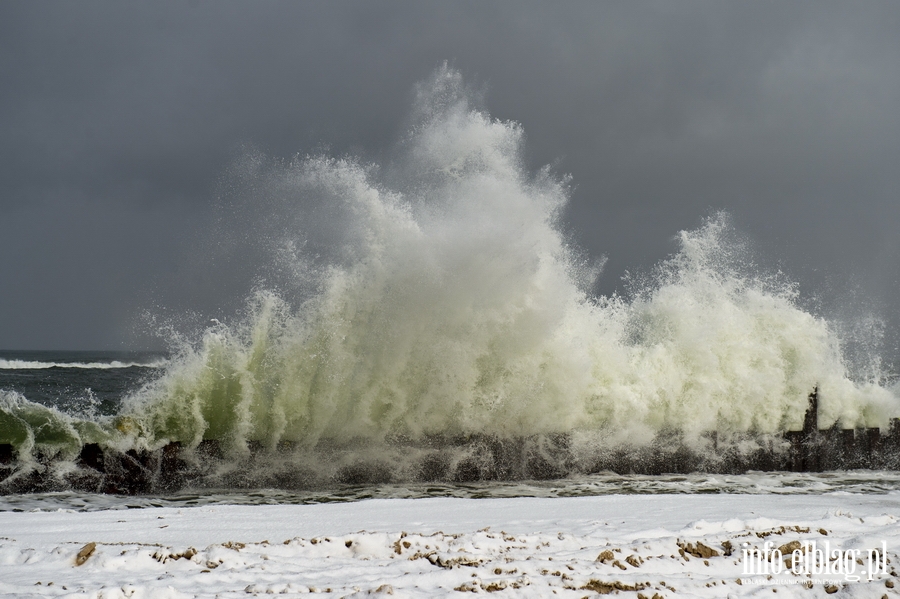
1, 494, 899, 597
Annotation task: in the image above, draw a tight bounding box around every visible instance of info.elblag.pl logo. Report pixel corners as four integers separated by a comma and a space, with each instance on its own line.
743, 540, 889, 582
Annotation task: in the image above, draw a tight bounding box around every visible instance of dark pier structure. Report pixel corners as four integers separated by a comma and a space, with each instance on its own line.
783, 387, 900, 472
1, 388, 899, 494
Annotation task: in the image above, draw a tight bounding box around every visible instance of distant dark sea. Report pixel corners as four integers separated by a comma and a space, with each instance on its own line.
0, 350, 166, 417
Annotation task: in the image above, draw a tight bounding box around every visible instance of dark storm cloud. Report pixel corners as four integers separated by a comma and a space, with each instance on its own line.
1, 1, 899, 352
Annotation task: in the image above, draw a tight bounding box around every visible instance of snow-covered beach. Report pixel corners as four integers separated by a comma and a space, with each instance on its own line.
2, 494, 899, 598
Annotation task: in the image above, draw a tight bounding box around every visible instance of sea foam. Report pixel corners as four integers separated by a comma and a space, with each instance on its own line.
120, 66, 897, 451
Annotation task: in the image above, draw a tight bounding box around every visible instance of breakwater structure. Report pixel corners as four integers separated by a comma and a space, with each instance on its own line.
2, 388, 900, 495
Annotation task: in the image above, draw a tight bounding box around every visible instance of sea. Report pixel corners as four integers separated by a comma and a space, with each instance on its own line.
2, 348, 899, 513
3, 66, 899, 511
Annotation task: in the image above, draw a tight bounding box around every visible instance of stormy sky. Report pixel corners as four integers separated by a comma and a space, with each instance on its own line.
2, 1, 899, 354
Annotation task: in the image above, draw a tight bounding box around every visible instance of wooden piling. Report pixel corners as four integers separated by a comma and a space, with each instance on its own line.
888, 418, 900, 452
78, 443, 105, 472
840, 428, 855, 465
802, 388, 821, 471
157, 442, 185, 492
886, 418, 900, 469
802, 387, 818, 436
865, 428, 883, 465
786, 431, 804, 472
0, 444, 13, 465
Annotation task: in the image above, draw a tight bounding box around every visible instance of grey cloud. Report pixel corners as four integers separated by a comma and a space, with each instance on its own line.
1, 1, 899, 355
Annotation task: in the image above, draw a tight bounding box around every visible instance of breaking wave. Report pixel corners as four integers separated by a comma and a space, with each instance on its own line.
1, 65, 898, 489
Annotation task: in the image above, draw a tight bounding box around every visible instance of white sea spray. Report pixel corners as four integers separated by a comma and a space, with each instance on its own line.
116, 66, 897, 454
1, 66, 897, 482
